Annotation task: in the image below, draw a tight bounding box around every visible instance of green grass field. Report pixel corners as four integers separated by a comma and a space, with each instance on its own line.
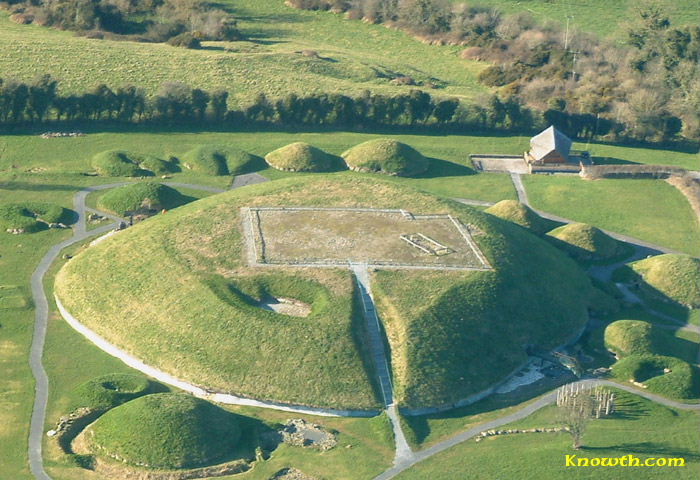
464, 0, 698, 39
397, 390, 700, 480
0, 0, 489, 104
523, 176, 700, 255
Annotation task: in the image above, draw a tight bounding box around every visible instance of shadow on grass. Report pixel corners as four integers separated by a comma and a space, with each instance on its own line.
581, 442, 700, 461
413, 158, 475, 179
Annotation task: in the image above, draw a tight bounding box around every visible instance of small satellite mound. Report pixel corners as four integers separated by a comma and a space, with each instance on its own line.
400, 233, 453, 256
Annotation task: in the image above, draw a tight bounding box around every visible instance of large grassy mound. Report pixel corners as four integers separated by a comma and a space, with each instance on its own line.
181, 145, 263, 176
264, 142, 341, 172
604, 320, 653, 357
611, 354, 698, 400
69, 374, 151, 412
547, 223, 620, 260
96, 182, 187, 216
626, 254, 700, 308
87, 393, 241, 469
484, 200, 556, 235
56, 176, 593, 409
0, 202, 72, 233
341, 139, 428, 176
92, 150, 175, 177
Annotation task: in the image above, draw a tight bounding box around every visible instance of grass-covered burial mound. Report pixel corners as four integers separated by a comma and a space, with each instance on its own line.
547, 223, 621, 260
181, 145, 263, 176
485, 200, 556, 235
56, 176, 595, 409
341, 139, 428, 176
91, 150, 175, 177
96, 182, 187, 216
0, 202, 72, 233
264, 142, 341, 172
86, 393, 241, 469
69, 374, 151, 412
626, 254, 700, 308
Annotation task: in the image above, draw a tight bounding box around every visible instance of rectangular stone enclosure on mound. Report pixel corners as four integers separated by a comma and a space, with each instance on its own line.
242, 207, 492, 270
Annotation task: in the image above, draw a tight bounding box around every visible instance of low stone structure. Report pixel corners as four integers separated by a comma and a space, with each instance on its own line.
279, 419, 337, 451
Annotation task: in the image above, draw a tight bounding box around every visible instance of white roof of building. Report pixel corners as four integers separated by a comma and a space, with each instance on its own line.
529, 126, 572, 161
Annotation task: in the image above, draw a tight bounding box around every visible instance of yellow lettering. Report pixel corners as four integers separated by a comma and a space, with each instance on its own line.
565, 455, 577, 467
629, 455, 640, 467
601, 457, 619, 466
578, 457, 589, 467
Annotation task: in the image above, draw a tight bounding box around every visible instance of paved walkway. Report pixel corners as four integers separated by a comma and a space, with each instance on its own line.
351, 263, 414, 465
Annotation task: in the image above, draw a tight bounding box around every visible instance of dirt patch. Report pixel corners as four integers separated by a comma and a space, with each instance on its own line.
246, 207, 490, 270
257, 296, 311, 317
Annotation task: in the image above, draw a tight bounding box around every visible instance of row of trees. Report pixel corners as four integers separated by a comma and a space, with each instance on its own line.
5, 0, 241, 43
0, 75, 612, 136
0, 74, 667, 142
288, 0, 699, 143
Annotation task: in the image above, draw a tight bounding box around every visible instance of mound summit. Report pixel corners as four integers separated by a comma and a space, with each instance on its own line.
265, 142, 341, 172
341, 139, 428, 176
56, 176, 594, 409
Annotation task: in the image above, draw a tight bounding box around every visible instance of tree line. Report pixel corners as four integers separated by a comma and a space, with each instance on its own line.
287, 0, 699, 143
0, 75, 632, 141
4, 0, 240, 45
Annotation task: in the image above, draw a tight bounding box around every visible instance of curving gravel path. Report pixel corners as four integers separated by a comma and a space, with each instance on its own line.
27, 175, 699, 480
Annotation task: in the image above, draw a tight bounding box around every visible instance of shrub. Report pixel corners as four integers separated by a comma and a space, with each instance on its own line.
341, 138, 428, 176
265, 142, 342, 172
167, 32, 201, 49
97, 182, 187, 216
88, 393, 242, 469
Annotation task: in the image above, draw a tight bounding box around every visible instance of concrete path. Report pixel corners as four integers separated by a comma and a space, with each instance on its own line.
351, 263, 414, 465
510, 172, 530, 205
374, 378, 700, 480
231, 172, 269, 189
615, 283, 700, 335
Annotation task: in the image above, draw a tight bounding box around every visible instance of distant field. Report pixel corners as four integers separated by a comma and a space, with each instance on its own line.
523, 176, 700, 255
0, 0, 488, 104
467, 0, 698, 39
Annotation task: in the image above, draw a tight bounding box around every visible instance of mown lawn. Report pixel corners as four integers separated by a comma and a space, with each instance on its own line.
0, 175, 77, 479
522, 176, 700, 255
396, 391, 700, 480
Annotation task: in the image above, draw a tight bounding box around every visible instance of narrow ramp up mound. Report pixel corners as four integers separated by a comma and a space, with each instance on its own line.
85, 393, 242, 469
265, 142, 343, 172
485, 199, 556, 235
626, 254, 700, 308
341, 138, 428, 176
547, 222, 621, 260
